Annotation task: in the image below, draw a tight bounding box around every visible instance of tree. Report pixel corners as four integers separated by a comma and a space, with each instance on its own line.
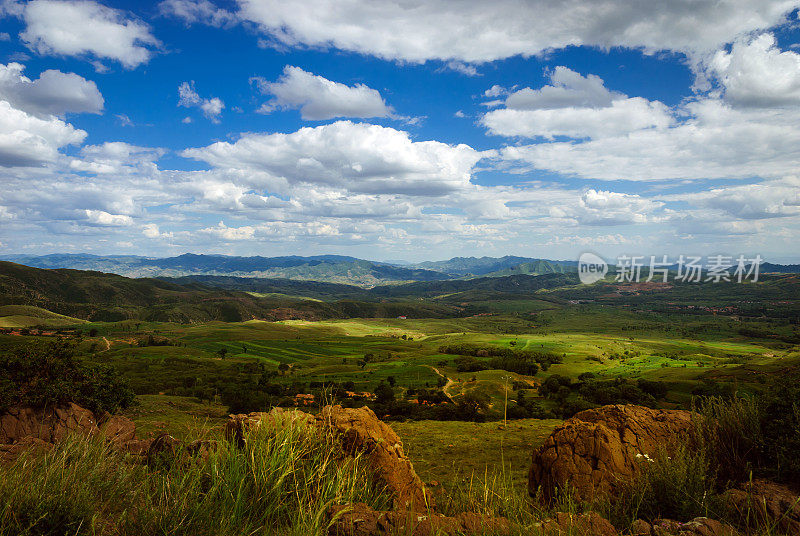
387, 376, 396, 387
88, 328, 98, 337
375, 382, 395, 404
278, 363, 290, 375
217, 347, 228, 359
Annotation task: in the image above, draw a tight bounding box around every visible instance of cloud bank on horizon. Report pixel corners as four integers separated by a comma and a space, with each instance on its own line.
0, 0, 799, 262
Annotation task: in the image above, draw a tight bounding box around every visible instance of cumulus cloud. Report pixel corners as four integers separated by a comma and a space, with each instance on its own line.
708, 33, 800, 107
178, 81, 224, 122
482, 68, 672, 139
0, 100, 86, 167
182, 120, 485, 195
0, 62, 103, 116
501, 98, 800, 181
252, 66, 393, 120
20, 0, 160, 68
84, 209, 133, 226
235, 0, 798, 62
70, 142, 165, 175
484, 97, 672, 139
158, 0, 237, 27
504, 67, 621, 110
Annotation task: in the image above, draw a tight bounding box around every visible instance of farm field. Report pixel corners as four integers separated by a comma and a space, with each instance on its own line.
3, 299, 797, 418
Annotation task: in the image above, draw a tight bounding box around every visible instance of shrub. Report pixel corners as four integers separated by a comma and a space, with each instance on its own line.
608, 443, 719, 529
698, 379, 800, 484
0, 340, 134, 414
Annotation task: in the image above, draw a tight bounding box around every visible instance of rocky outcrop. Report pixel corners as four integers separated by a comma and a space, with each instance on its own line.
224, 405, 430, 511
0, 403, 98, 444
528, 404, 694, 502
632, 518, 739, 536
0, 403, 139, 462
327, 503, 510, 536
318, 405, 430, 511
98, 413, 137, 447
0, 436, 53, 463
722, 479, 800, 535
538, 512, 618, 536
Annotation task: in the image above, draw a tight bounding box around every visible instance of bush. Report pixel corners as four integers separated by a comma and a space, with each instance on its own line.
609, 443, 719, 529
698, 379, 800, 484
0, 341, 134, 414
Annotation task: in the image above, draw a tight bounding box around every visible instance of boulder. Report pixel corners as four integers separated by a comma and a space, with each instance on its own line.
649, 518, 739, 536
318, 405, 430, 511
98, 414, 137, 447
0, 436, 53, 463
224, 406, 431, 511
538, 512, 618, 536
528, 405, 693, 502
327, 503, 510, 536
0, 403, 98, 444
146, 432, 183, 466
187, 439, 219, 461
722, 479, 800, 535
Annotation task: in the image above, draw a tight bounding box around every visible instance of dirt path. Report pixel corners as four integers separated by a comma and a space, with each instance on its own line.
102, 337, 111, 351
427, 366, 457, 401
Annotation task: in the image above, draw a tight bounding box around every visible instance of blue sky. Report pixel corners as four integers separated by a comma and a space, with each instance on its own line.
1, 0, 800, 263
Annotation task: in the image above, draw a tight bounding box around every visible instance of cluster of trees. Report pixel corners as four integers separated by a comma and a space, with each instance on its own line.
441, 344, 562, 376
538, 373, 669, 418
0, 341, 134, 414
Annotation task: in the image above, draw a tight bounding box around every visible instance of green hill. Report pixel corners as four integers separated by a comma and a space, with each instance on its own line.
0, 305, 87, 328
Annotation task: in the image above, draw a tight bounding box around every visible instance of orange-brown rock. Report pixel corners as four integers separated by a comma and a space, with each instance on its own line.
318, 405, 430, 511
146, 432, 182, 465
538, 511, 618, 536
529, 404, 693, 502
224, 406, 430, 511
722, 479, 800, 535
98, 413, 137, 447
649, 518, 739, 536
0, 436, 53, 463
0, 403, 98, 444
327, 503, 510, 536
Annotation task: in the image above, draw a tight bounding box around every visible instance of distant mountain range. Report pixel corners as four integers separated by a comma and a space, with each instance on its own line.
0, 253, 796, 287
0, 253, 581, 286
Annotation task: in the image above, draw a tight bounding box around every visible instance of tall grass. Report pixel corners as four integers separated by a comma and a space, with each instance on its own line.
0, 413, 390, 536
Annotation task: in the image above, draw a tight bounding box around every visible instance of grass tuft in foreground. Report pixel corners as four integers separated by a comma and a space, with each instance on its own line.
0, 414, 389, 536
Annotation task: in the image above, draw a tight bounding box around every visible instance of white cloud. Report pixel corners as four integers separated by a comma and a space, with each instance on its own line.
443, 61, 480, 77
665, 177, 800, 220
21, 0, 160, 68
182, 120, 485, 195
70, 142, 165, 175
253, 66, 393, 120
236, 0, 799, 62
0, 62, 103, 116
84, 209, 133, 226
501, 98, 800, 181
178, 81, 224, 122
504, 67, 621, 110
708, 33, 800, 107
158, 0, 237, 27
484, 85, 509, 98
200, 221, 256, 240
0, 100, 86, 167
482, 68, 672, 139
484, 97, 672, 139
